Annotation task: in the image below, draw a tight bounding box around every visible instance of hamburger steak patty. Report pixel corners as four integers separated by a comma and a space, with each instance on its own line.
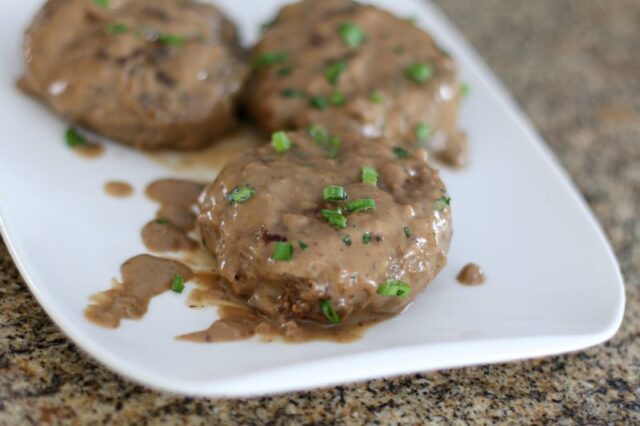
198, 128, 452, 326
244, 0, 468, 167
21, 0, 247, 150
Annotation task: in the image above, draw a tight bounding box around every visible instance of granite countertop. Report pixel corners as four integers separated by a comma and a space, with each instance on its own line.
1, 0, 639, 423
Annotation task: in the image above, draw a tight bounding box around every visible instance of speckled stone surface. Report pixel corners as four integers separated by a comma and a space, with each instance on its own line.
1, 0, 639, 424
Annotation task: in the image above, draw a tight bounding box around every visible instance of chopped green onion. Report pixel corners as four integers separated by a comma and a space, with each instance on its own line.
107, 23, 128, 34
93, 0, 109, 7
65, 127, 87, 148
393, 46, 406, 55
325, 60, 347, 85
369, 91, 383, 103
323, 185, 348, 201
342, 235, 352, 246
346, 198, 376, 213
253, 52, 289, 69
403, 227, 411, 238
309, 125, 340, 158
299, 241, 308, 250
277, 66, 294, 77
361, 166, 378, 185
434, 195, 452, 211
405, 62, 433, 84
158, 33, 186, 46
273, 242, 293, 261
416, 122, 431, 144
309, 124, 328, 143
338, 22, 365, 48
330, 90, 346, 106
326, 136, 341, 159
281, 88, 305, 98
362, 232, 372, 244
377, 280, 411, 297
271, 131, 292, 153
320, 209, 347, 228
321, 300, 340, 324
309, 95, 329, 110
460, 83, 471, 97
154, 219, 169, 224
227, 185, 255, 203
171, 274, 185, 293
393, 146, 410, 159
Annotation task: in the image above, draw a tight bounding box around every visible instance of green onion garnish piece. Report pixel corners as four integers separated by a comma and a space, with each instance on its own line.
460, 83, 471, 97
320, 209, 347, 228
346, 198, 376, 213
362, 232, 372, 244
272, 131, 292, 153
393, 147, 410, 159
330, 90, 346, 106
277, 66, 294, 77
434, 195, 452, 211
309, 95, 329, 110
377, 280, 411, 297
253, 52, 289, 70
227, 185, 255, 203
299, 241, 308, 250
309, 124, 340, 158
158, 33, 186, 46
416, 122, 431, 144
339, 22, 365, 48
309, 124, 328, 143
361, 166, 378, 185
369, 91, 383, 104
93, 0, 109, 7
405, 62, 433, 84
403, 227, 411, 238
342, 235, 352, 246
320, 300, 340, 324
323, 185, 347, 201
171, 274, 185, 293
393, 46, 405, 55
273, 242, 293, 261
325, 59, 347, 85
326, 136, 341, 159
154, 219, 169, 224
65, 127, 87, 148
281, 88, 305, 98
107, 23, 128, 34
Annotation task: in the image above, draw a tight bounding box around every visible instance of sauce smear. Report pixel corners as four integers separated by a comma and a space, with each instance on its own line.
104, 181, 133, 198
74, 142, 104, 159
85, 255, 192, 328
457, 263, 485, 285
141, 179, 204, 252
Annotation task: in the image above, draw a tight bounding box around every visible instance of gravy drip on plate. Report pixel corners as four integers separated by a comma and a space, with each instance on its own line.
141, 179, 204, 252
104, 181, 133, 198
85, 254, 193, 328
456, 263, 485, 285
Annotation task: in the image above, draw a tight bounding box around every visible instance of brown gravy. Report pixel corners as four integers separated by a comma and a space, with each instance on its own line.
179, 274, 378, 343
142, 179, 204, 253
85, 254, 193, 328
457, 263, 485, 285
104, 181, 133, 198
147, 124, 262, 179
141, 221, 198, 252
86, 177, 382, 343
73, 142, 104, 159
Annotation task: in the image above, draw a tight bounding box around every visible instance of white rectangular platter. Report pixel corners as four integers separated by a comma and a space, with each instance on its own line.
0, 0, 624, 397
